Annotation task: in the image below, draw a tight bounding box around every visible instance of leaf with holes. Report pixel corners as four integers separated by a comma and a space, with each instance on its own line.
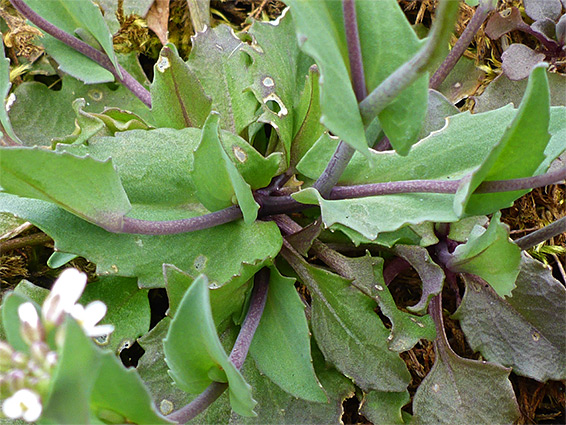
191, 113, 259, 223
151, 43, 211, 129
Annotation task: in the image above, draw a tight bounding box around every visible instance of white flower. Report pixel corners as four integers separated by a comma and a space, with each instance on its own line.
17, 303, 43, 344
42, 268, 113, 338
18, 303, 39, 329
2, 389, 42, 422
69, 301, 114, 338
42, 268, 87, 326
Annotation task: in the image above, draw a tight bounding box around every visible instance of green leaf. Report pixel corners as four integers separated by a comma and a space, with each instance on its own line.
24, 0, 120, 78
40, 36, 114, 84
14, 279, 49, 306
357, 0, 428, 154
137, 318, 191, 416
297, 105, 517, 185
332, 254, 436, 353
188, 326, 355, 425
455, 64, 551, 216
290, 65, 324, 168
453, 255, 566, 381
42, 319, 102, 425
0, 39, 22, 144
292, 188, 458, 241
0, 292, 37, 353
284, 0, 368, 155
0, 194, 282, 288
55, 99, 152, 146
393, 245, 444, 315
0, 147, 131, 232
9, 75, 151, 146
187, 25, 258, 134
360, 390, 410, 425
192, 113, 259, 223
164, 264, 250, 331
58, 127, 279, 199
249, 267, 327, 402
473, 71, 566, 113
151, 43, 211, 129
79, 276, 150, 354
163, 275, 256, 417
449, 212, 521, 297
245, 9, 315, 165
412, 340, 520, 424
283, 250, 411, 392
419, 89, 459, 139
90, 351, 172, 424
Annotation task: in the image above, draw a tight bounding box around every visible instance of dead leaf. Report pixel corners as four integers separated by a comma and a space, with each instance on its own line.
146, 0, 170, 45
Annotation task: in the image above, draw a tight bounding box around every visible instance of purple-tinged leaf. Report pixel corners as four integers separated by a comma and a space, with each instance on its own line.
393, 245, 444, 315
485, 7, 524, 40
284, 218, 323, 257
502, 44, 546, 81
556, 14, 566, 44
531, 18, 557, 42
453, 255, 566, 382
281, 245, 411, 392
412, 303, 520, 424
524, 0, 563, 22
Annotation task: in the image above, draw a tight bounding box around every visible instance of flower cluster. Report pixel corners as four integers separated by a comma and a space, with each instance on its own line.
0, 268, 113, 422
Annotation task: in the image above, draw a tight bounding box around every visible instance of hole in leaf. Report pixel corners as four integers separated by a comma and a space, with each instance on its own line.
119, 341, 144, 368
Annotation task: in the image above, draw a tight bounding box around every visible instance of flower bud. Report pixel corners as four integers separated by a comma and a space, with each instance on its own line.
11, 352, 28, 369
6, 369, 26, 392
0, 342, 14, 370
18, 303, 44, 344
29, 342, 50, 367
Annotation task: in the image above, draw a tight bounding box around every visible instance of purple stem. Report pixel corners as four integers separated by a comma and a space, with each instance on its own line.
166, 382, 228, 424
109, 167, 565, 235
167, 268, 270, 424
312, 0, 367, 198
514, 216, 566, 251
117, 206, 242, 234
10, 0, 152, 108
342, 0, 367, 102
430, 0, 496, 90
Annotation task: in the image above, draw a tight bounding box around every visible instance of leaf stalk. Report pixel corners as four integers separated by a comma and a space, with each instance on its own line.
9, 0, 152, 108
166, 268, 270, 423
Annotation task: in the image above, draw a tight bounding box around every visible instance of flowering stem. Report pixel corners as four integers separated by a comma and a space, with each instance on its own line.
312, 0, 366, 198
113, 167, 566, 235
359, 0, 459, 124
117, 206, 243, 234
430, 0, 496, 90
167, 268, 270, 424
514, 216, 566, 251
9, 0, 152, 108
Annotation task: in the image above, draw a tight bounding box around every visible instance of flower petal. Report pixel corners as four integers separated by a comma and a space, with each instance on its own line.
82, 301, 107, 326
2, 389, 42, 422
85, 324, 114, 338
18, 303, 39, 328
43, 269, 87, 324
